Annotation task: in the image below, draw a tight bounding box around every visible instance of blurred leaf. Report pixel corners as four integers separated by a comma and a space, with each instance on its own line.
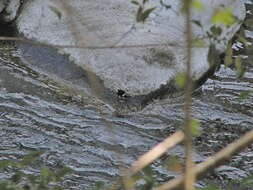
95, 181, 105, 189
141, 180, 154, 190
175, 72, 186, 88
27, 174, 37, 184
143, 166, 153, 178
244, 18, 253, 27
192, 20, 202, 27
0, 160, 18, 169
20, 151, 44, 166
131, 0, 140, 6
208, 44, 220, 67
165, 155, 183, 173
211, 8, 235, 25
10, 171, 24, 184
143, 0, 149, 4
160, 0, 171, 9
238, 91, 252, 100
192, 37, 206, 47
131, 173, 143, 182
89, 181, 105, 190
224, 45, 233, 66
123, 176, 136, 190
191, 0, 203, 10
49, 6, 62, 19
136, 6, 143, 22
139, 7, 156, 23
0, 181, 10, 190
210, 26, 222, 36
190, 118, 201, 136
40, 167, 52, 184
54, 167, 72, 181
197, 185, 220, 190
238, 35, 249, 48
51, 186, 62, 190
142, 166, 155, 188
241, 175, 253, 186
235, 56, 242, 69
23, 184, 31, 190
235, 56, 245, 78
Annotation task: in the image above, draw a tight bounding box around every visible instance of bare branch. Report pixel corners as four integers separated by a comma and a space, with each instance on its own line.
126, 131, 185, 175
0, 36, 183, 49
155, 128, 253, 190
183, 0, 195, 189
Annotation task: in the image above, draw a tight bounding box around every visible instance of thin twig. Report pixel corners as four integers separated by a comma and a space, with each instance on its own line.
183, 0, 195, 189
0, 36, 182, 49
109, 24, 136, 47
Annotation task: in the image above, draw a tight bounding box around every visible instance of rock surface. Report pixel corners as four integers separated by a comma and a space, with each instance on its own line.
15, 0, 245, 110
0, 0, 20, 23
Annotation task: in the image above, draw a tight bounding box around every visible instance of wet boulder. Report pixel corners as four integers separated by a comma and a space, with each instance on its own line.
15, 0, 246, 111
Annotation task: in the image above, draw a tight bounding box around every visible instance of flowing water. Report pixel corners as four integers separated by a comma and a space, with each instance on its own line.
0, 3, 253, 190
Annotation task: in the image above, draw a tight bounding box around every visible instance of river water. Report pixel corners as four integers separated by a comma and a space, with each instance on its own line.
0, 3, 253, 190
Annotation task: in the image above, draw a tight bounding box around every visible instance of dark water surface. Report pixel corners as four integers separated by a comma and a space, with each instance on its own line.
0, 4, 253, 190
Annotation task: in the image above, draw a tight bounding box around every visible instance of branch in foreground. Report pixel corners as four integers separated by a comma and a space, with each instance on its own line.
182, 0, 195, 189
126, 131, 185, 175
155, 128, 253, 190
0, 36, 182, 49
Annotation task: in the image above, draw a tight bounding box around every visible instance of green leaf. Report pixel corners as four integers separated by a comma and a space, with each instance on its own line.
20, 151, 44, 166
40, 167, 52, 184
0, 160, 18, 169
0, 181, 10, 190
208, 44, 220, 67
131, 173, 143, 182
54, 167, 72, 181
131, 0, 140, 6
238, 35, 249, 48
224, 45, 233, 66
192, 37, 206, 47
191, 0, 203, 10
139, 7, 156, 23
175, 72, 186, 88
10, 171, 23, 184
165, 155, 183, 172
191, 20, 202, 27
190, 118, 201, 136
49, 6, 62, 19
197, 185, 220, 190
238, 91, 252, 100
244, 18, 253, 27
136, 6, 143, 22
210, 26, 222, 36
241, 175, 253, 186
211, 8, 235, 25
143, 166, 153, 177
27, 173, 37, 184
235, 56, 245, 78
89, 181, 105, 190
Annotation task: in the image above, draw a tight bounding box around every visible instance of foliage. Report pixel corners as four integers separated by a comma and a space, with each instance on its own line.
211, 7, 236, 26
131, 0, 156, 22
196, 175, 253, 190
0, 151, 72, 190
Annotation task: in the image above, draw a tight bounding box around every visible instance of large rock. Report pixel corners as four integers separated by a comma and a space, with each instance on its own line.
15, 0, 245, 111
